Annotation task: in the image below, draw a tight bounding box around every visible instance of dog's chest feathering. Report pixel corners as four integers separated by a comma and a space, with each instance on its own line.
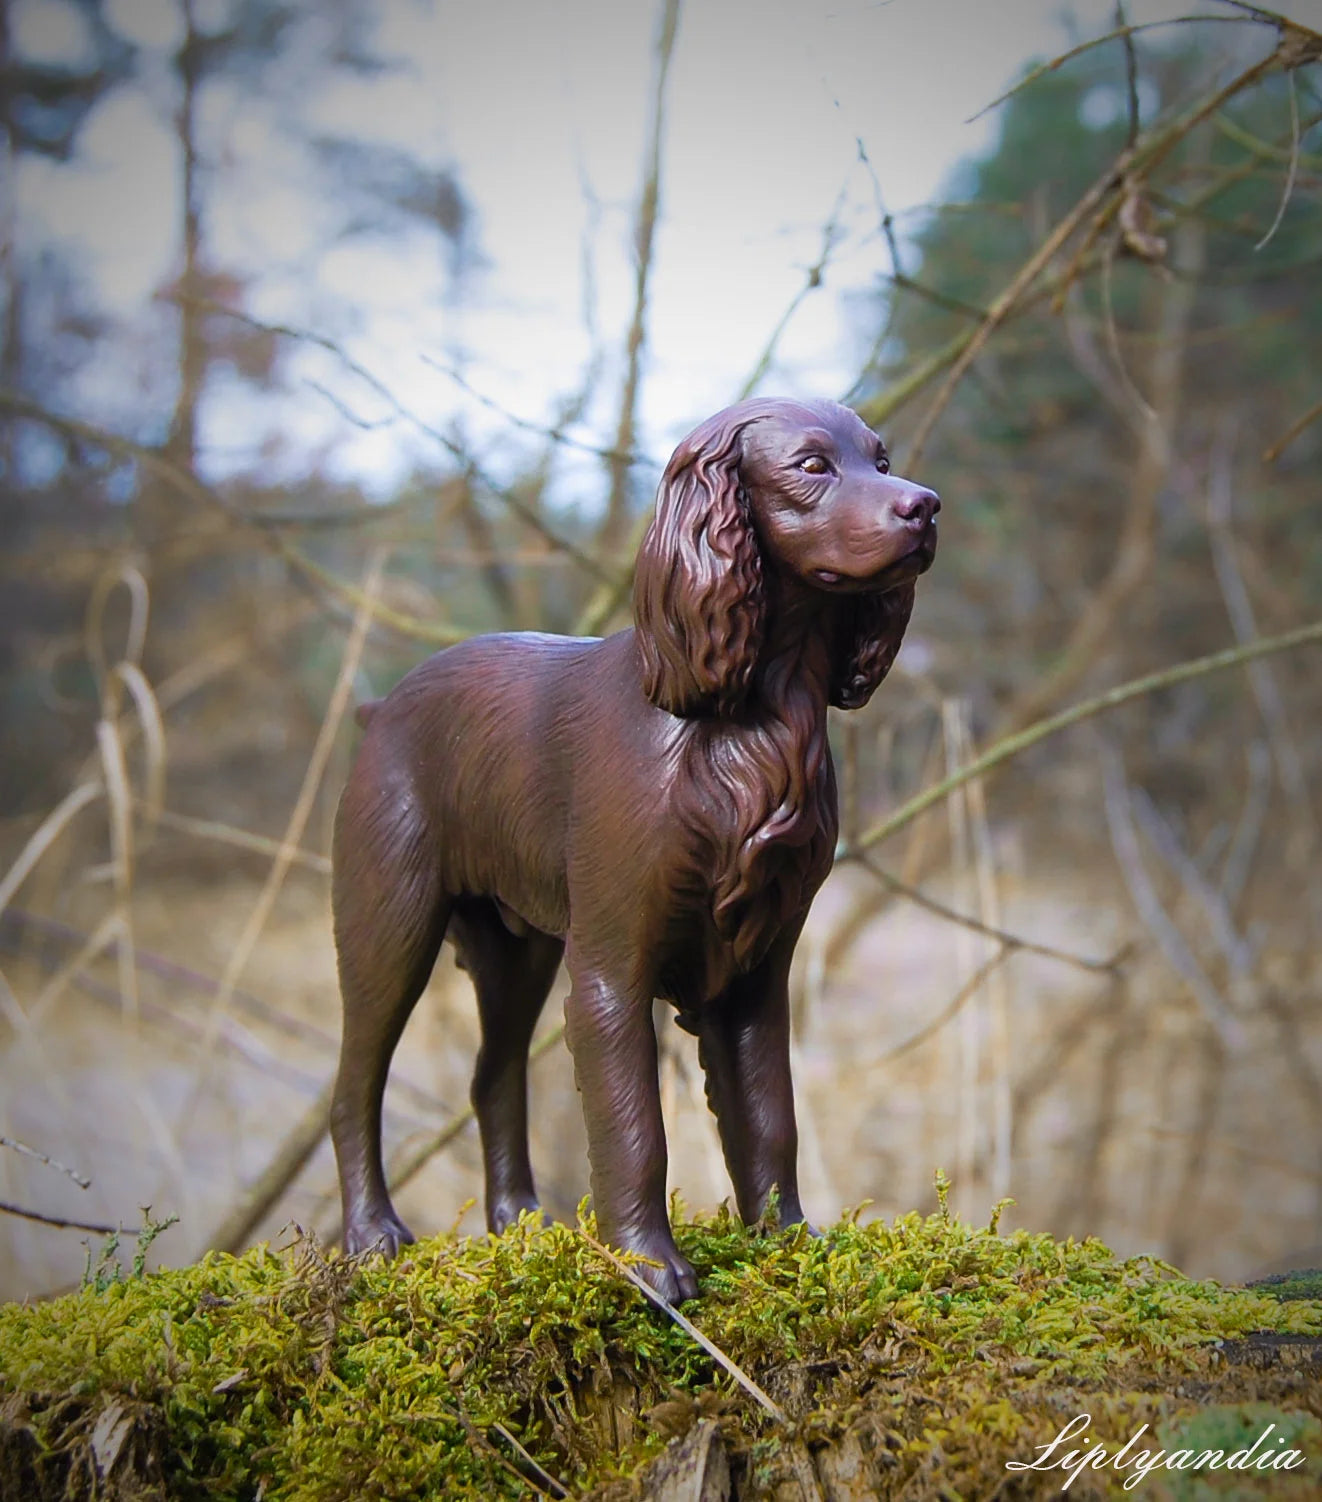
656, 691, 839, 1006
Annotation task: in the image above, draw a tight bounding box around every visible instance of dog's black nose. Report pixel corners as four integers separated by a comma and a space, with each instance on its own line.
892, 487, 940, 531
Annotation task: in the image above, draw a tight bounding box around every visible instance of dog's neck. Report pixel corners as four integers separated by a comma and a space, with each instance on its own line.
750, 576, 834, 719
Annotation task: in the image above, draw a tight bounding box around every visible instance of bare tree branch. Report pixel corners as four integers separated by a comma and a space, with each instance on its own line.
850, 854, 1127, 974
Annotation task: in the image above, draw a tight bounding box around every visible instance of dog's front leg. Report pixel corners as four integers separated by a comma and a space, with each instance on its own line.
563, 952, 698, 1302
697, 927, 812, 1232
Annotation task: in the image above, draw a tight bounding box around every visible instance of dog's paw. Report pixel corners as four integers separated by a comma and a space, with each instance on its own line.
489, 1196, 551, 1235
344, 1210, 415, 1259
624, 1236, 699, 1304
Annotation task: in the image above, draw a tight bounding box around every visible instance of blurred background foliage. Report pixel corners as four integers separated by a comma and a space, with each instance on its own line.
1, 0, 1320, 1303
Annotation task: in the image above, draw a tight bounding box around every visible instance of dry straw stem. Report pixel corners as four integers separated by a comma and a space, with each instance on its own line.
144, 804, 332, 875
28, 910, 126, 1026
578, 1228, 788, 1425
2, 907, 350, 1067
1253, 67, 1301, 249
1098, 736, 1243, 1049
13, 932, 340, 1101
80, 576, 164, 932
850, 618, 1322, 857
489, 1419, 570, 1498
195, 551, 388, 1063
1202, 430, 1315, 844
85, 563, 149, 684
0, 780, 103, 923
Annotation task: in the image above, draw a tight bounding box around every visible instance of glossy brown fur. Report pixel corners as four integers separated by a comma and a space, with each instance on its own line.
331, 397, 939, 1300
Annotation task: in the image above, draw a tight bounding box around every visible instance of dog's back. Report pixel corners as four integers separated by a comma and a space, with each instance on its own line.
346, 631, 603, 936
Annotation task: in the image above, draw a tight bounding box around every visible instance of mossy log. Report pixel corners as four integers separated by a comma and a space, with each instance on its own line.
2, 1205, 1320, 1499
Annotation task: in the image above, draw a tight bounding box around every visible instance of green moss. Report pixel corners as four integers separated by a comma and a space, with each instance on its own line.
2, 1203, 1320, 1500
1249, 1269, 1322, 1303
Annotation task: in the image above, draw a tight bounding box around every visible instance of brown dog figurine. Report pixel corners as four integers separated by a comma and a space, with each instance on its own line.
331, 397, 939, 1301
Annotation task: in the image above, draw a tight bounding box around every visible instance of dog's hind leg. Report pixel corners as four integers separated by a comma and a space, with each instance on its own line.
695, 926, 810, 1232
449, 900, 564, 1233
331, 763, 450, 1257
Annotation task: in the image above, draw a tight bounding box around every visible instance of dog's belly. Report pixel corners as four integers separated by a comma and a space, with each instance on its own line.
440, 834, 570, 939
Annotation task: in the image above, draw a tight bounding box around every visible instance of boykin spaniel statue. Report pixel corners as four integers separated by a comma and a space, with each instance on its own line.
331, 397, 939, 1301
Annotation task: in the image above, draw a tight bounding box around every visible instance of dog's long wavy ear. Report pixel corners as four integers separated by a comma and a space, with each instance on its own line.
830, 581, 916, 711
633, 412, 764, 717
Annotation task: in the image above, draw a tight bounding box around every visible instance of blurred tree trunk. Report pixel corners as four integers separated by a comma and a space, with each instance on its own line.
601, 0, 680, 556
0, 1, 18, 475
167, 0, 205, 475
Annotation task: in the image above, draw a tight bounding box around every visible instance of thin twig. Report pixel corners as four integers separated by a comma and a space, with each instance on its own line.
0, 389, 471, 645
1203, 428, 1315, 840
602, 0, 681, 552
871, 949, 1013, 1066
420, 354, 644, 466
0, 1199, 126, 1236
1118, 1, 1142, 147
1262, 394, 1322, 463
0, 1137, 91, 1189
851, 619, 1322, 854
170, 303, 617, 585
1221, 741, 1271, 910
1098, 737, 1243, 1047
1130, 788, 1253, 977
572, 506, 653, 637
739, 183, 847, 399
906, 41, 1286, 470
967, 15, 1260, 124
580, 1229, 787, 1423
1255, 68, 1301, 249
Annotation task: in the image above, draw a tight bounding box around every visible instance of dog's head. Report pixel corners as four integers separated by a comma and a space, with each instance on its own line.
633, 398, 939, 716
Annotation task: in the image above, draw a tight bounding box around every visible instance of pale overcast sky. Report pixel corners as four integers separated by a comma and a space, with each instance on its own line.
12, 0, 1316, 496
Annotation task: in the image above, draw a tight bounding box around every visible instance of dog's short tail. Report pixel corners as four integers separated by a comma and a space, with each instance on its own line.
353, 699, 383, 730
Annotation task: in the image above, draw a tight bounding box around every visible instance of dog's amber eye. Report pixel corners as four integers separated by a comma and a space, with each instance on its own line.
800, 455, 830, 475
